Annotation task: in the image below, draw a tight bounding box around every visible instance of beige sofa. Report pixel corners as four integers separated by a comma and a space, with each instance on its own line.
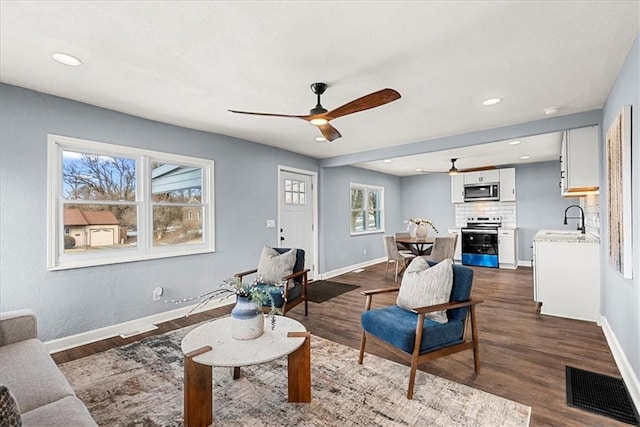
0, 310, 96, 426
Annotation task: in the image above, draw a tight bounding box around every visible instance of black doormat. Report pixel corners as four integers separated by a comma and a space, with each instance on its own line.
566, 366, 639, 425
307, 281, 360, 303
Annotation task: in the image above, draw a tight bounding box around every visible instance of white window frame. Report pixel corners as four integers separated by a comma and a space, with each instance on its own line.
47, 134, 215, 270
349, 183, 385, 235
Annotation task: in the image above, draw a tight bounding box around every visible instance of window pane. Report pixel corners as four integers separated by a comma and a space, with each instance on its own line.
368, 210, 380, 230
153, 206, 203, 246
285, 179, 292, 191
300, 193, 306, 205
351, 188, 364, 209
292, 193, 299, 204
300, 182, 306, 192
292, 181, 299, 192
63, 151, 136, 201
351, 210, 365, 232
151, 163, 202, 203
368, 189, 379, 210
285, 192, 292, 203
63, 204, 137, 254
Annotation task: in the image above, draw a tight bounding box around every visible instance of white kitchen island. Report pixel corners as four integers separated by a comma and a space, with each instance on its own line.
533, 230, 600, 322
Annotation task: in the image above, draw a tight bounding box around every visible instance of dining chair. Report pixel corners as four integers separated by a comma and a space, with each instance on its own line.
384, 235, 416, 282
424, 236, 457, 263
394, 232, 413, 254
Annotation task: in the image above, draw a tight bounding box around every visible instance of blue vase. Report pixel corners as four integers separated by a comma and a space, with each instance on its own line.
230, 295, 264, 340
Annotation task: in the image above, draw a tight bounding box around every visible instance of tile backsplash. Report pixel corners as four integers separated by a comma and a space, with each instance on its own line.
454, 202, 517, 228
583, 194, 600, 237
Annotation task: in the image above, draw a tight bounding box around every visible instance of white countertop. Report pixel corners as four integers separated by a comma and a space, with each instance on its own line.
534, 229, 600, 244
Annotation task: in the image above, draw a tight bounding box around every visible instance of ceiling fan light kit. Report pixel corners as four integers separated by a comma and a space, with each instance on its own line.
228, 82, 401, 142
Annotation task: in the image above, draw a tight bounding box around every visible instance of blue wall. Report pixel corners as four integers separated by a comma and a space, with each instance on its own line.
601, 35, 639, 381
319, 166, 402, 274
399, 173, 456, 234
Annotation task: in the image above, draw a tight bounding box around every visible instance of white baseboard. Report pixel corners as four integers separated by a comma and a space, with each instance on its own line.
517, 259, 533, 268
600, 315, 640, 410
318, 257, 386, 281
44, 298, 233, 354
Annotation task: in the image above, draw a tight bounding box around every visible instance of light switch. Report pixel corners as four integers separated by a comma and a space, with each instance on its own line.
266, 219, 276, 228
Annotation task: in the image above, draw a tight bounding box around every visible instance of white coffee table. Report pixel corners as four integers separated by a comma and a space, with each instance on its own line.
181, 316, 311, 427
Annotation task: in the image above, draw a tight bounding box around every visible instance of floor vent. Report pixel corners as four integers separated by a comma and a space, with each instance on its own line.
119, 324, 158, 339
351, 268, 365, 273
566, 366, 639, 425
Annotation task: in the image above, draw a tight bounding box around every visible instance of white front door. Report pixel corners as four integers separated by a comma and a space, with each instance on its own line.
278, 168, 316, 280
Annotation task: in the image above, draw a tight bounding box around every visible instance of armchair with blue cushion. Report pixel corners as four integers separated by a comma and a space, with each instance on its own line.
235, 247, 309, 316
358, 261, 482, 399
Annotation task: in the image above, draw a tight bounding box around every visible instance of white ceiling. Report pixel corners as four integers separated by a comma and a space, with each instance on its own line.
1, 1, 638, 175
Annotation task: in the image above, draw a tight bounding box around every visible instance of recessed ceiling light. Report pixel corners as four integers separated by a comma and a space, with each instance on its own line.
415, 168, 423, 172
52, 52, 82, 66
482, 97, 502, 106
508, 140, 521, 145
520, 155, 531, 160
383, 159, 392, 163
544, 106, 559, 115
315, 136, 326, 142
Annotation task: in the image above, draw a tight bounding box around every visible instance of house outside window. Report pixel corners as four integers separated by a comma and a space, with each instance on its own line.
350, 183, 384, 234
47, 134, 215, 270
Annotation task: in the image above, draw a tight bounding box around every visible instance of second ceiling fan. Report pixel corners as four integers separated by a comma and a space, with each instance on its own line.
228, 83, 401, 142
419, 158, 497, 175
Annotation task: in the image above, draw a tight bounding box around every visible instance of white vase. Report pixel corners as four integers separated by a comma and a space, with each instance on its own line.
415, 224, 429, 238
231, 296, 264, 340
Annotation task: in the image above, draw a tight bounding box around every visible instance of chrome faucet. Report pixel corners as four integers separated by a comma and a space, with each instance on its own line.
563, 205, 585, 234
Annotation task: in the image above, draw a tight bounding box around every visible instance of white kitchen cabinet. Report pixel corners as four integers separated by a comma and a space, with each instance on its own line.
447, 228, 462, 262
450, 174, 465, 203
499, 168, 516, 202
463, 169, 499, 184
560, 125, 599, 196
533, 231, 600, 322
498, 228, 517, 269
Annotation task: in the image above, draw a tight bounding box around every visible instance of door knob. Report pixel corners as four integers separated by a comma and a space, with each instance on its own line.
280, 236, 285, 241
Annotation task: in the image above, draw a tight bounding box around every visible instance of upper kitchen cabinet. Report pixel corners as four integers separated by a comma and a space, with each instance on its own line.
451, 173, 465, 203
560, 125, 599, 196
499, 168, 516, 202
464, 169, 500, 184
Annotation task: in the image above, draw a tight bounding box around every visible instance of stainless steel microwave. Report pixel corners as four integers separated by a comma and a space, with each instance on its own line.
464, 183, 500, 202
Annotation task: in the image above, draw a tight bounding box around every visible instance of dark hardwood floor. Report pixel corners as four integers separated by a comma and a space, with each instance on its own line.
53, 262, 625, 426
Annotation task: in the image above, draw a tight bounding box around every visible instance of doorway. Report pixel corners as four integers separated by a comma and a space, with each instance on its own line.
278, 166, 317, 280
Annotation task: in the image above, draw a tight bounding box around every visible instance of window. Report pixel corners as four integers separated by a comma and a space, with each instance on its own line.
284, 178, 307, 205
47, 135, 214, 270
350, 183, 384, 234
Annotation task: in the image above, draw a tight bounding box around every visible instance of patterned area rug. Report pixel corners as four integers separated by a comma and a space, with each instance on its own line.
59, 322, 531, 426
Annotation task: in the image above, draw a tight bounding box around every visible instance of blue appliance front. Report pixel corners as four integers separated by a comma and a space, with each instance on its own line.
462, 253, 499, 268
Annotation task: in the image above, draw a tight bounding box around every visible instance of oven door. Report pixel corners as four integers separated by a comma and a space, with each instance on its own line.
461, 228, 499, 268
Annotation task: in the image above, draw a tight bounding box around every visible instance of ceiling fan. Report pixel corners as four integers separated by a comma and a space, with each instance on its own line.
419, 158, 497, 175
228, 83, 401, 142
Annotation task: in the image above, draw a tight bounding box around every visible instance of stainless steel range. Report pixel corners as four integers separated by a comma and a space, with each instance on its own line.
461, 216, 501, 268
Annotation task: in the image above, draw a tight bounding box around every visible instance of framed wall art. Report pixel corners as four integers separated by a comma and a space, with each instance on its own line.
606, 104, 632, 279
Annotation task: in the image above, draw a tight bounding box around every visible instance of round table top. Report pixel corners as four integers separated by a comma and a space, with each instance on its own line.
181, 315, 307, 367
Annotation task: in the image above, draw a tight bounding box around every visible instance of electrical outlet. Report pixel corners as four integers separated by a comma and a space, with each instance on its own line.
152, 286, 163, 302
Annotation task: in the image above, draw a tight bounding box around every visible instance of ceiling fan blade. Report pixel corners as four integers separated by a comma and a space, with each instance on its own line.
228, 109, 307, 120
459, 165, 497, 173
325, 88, 401, 120
317, 123, 342, 142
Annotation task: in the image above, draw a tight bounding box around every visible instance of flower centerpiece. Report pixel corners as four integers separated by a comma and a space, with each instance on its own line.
166, 276, 282, 336
404, 217, 438, 238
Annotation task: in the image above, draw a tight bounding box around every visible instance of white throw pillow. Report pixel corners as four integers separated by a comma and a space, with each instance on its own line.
396, 258, 453, 324
256, 246, 297, 284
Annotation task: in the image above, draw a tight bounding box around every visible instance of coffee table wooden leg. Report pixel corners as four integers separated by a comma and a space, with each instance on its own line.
287, 331, 311, 402
184, 346, 213, 427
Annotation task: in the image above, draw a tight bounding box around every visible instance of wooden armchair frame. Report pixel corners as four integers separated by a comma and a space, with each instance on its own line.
358, 286, 483, 399
235, 267, 310, 316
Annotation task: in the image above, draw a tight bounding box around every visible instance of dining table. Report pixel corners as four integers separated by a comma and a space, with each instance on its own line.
395, 236, 435, 256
